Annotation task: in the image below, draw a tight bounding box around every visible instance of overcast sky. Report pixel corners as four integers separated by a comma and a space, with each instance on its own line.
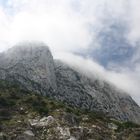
0, 0, 140, 104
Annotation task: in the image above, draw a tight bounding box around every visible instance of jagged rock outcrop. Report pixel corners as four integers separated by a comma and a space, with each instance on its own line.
0, 42, 57, 96
0, 42, 140, 124
54, 60, 140, 123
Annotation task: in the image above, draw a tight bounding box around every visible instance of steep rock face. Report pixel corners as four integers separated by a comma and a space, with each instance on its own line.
54, 60, 102, 111
0, 42, 57, 95
54, 60, 140, 123
0, 42, 140, 124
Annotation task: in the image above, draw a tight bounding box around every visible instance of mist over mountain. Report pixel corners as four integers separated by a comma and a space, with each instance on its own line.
0, 1, 140, 139
0, 42, 140, 125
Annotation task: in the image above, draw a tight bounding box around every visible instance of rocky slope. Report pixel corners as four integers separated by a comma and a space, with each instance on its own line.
0, 42, 140, 124
0, 80, 140, 140
54, 61, 140, 123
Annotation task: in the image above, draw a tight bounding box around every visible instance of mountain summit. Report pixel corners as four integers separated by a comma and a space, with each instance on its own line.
0, 42, 140, 124
0, 42, 57, 94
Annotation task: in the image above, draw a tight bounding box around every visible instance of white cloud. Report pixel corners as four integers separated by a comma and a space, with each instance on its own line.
0, 0, 138, 52
10, 11, 92, 53
126, 0, 140, 44
0, 0, 96, 53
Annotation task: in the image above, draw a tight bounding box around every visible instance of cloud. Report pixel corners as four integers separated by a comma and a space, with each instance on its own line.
0, 0, 138, 50
126, 0, 140, 45
0, 0, 133, 52
0, 5, 11, 52
0, 0, 96, 53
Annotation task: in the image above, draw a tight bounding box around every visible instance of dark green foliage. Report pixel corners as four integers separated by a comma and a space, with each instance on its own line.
23, 94, 49, 115
0, 95, 16, 107
65, 107, 73, 113
0, 97, 10, 107
0, 109, 11, 120
35, 106, 49, 115
117, 121, 140, 132
110, 119, 140, 132
88, 111, 106, 121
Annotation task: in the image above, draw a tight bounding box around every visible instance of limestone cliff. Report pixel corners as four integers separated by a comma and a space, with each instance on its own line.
0, 42, 140, 124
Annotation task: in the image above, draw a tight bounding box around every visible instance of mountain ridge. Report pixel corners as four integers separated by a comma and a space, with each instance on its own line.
0, 79, 140, 140
0, 42, 140, 124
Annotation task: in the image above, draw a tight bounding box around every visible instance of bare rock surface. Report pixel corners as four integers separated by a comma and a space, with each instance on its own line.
0, 42, 140, 124
0, 42, 57, 96
54, 60, 140, 124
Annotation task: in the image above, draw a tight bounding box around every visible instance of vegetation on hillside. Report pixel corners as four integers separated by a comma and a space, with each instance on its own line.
0, 80, 140, 140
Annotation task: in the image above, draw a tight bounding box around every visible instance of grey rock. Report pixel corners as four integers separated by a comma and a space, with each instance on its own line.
0, 42, 140, 124
0, 42, 57, 96
23, 130, 35, 137
16, 130, 35, 140
54, 60, 140, 123
0, 132, 7, 140
108, 123, 118, 130
57, 127, 71, 139
29, 116, 57, 128
62, 113, 80, 126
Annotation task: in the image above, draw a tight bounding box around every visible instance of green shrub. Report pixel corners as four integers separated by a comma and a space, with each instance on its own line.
117, 121, 140, 131
0, 97, 9, 107
35, 106, 49, 115
66, 107, 73, 113
24, 95, 49, 115
0, 110, 11, 120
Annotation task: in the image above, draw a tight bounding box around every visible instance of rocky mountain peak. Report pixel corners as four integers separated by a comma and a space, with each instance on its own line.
0, 42, 57, 94
2, 42, 50, 64
0, 42, 140, 124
